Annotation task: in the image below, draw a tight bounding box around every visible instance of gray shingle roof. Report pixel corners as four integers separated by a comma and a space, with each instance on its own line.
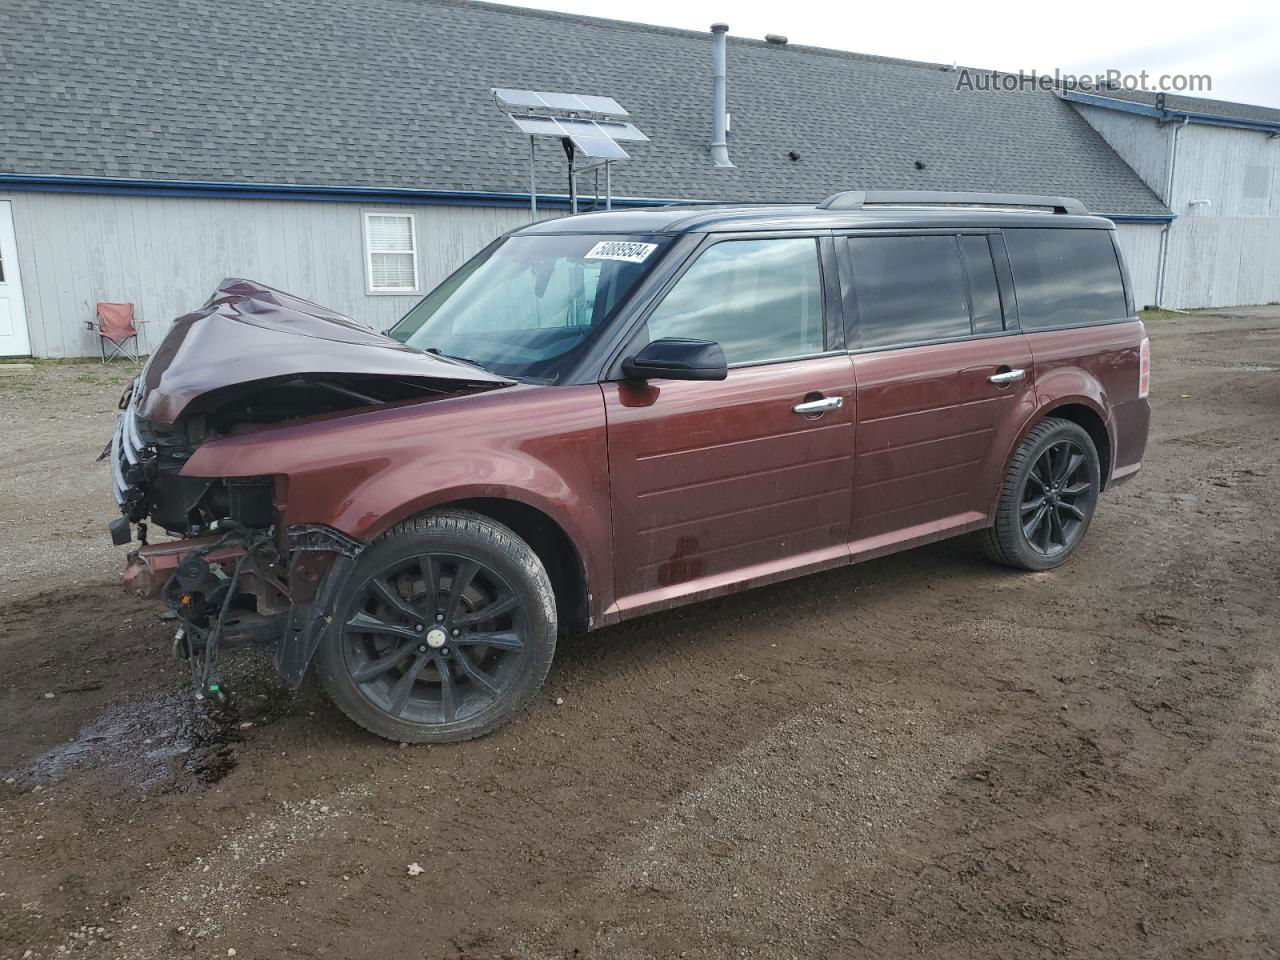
0, 0, 1170, 215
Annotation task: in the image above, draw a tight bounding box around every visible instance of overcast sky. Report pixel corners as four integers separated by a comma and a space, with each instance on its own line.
513, 0, 1280, 109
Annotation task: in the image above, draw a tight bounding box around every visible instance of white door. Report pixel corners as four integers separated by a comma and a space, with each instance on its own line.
0, 201, 32, 356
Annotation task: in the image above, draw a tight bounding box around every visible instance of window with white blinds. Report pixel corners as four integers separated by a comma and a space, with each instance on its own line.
364, 213, 419, 292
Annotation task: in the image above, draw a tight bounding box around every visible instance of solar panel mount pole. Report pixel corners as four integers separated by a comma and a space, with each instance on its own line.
605, 161, 612, 211
562, 136, 578, 214
529, 136, 537, 221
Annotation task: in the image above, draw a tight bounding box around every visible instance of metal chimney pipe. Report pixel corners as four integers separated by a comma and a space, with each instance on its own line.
710, 23, 734, 168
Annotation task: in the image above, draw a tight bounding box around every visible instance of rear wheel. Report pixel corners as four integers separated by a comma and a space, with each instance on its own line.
980, 418, 1101, 571
315, 510, 556, 743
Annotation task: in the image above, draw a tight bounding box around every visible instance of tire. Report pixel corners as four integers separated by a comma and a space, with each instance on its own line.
979, 418, 1102, 571
315, 509, 557, 743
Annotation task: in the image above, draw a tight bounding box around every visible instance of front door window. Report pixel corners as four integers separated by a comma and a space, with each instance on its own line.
643, 237, 825, 364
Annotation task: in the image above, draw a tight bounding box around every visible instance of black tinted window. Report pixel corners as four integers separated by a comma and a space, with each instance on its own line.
849, 236, 971, 348
646, 238, 824, 364
960, 236, 1004, 334
1006, 228, 1127, 329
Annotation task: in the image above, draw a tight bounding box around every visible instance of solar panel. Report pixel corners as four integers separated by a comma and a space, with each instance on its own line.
495, 89, 643, 214
553, 117, 600, 136
493, 88, 547, 110
493, 88, 629, 118
496, 86, 643, 183
538, 92, 588, 112
550, 118, 641, 141
569, 135, 629, 160
508, 115, 648, 150
575, 95, 628, 116
595, 120, 649, 143
508, 115, 564, 137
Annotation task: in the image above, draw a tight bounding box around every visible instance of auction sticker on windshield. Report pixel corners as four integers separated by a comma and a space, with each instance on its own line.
584, 241, 658, 263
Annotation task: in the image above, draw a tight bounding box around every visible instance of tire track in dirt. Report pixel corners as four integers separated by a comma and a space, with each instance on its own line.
515, 693, 986, 960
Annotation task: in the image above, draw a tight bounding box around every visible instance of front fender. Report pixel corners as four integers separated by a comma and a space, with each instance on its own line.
181, 382, 613, 619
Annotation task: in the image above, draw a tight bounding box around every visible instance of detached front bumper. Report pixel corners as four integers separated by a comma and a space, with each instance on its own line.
123, 535, 246, 599
122, 525, 364, 689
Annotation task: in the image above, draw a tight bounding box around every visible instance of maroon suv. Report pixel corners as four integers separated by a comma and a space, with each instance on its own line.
108, 190, 1151, 742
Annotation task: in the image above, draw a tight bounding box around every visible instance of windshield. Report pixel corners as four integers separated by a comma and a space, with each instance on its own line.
390, 233, 671, 382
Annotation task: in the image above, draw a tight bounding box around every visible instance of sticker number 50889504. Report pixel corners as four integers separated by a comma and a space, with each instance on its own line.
583, 241, 658, 263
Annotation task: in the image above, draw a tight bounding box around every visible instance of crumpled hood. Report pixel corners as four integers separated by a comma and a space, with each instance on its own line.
135, 278, 513, 424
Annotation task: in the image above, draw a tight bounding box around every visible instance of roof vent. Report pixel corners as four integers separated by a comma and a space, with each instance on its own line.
765, 34, 788, 45
709, 24, 734, 168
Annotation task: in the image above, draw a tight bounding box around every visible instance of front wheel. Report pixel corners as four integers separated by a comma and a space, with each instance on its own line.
315, 510, 557, 743
980, 418, 1101, 571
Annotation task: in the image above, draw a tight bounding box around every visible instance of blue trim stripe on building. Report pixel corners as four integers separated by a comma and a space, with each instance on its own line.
1100, 213, 1176, 224
0, 173, 1174, 222
1061, 90, 1280, 135
0, 174, 706, 210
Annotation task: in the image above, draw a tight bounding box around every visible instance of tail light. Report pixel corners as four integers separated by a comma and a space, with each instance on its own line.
1138, 336, 1150, 400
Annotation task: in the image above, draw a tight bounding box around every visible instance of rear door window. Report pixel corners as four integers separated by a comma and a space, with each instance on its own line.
1005, 228, 1127, 329
847, 235, 971, 348
644, 237, 825, 364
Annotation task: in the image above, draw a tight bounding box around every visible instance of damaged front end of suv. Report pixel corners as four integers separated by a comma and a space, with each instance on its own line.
108, 279, 513, 704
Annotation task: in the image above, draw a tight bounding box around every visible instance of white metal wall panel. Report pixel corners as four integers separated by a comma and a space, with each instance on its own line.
1170, 124, 1279, 219
1160, 124, 1280, 308
1072, 104, 1170, 199
1113, 223, 1163, 310
0, 191, 558, 357
1074, 106, 1280, 310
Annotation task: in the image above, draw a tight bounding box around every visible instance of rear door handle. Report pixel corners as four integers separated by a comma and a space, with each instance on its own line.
988, 368, 1026, 385
793, 396, 844, 414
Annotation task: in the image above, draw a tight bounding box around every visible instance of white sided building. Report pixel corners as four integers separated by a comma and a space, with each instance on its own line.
1, 0, 1273, 357
1064, 90, 1280, 310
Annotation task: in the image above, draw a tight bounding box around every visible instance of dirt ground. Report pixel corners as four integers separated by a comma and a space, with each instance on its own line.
1, 308, 1278, 960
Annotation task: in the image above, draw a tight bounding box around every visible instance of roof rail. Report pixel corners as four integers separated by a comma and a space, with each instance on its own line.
817, 190, 1089, 215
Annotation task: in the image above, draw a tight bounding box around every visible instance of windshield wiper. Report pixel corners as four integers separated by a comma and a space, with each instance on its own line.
423, 347, 490, 373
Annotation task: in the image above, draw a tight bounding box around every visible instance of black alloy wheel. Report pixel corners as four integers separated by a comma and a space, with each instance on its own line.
980, 418, 1102, 571
316, 510, 556, 742
1019, 438, 1095, 557
344, 552, 526, 725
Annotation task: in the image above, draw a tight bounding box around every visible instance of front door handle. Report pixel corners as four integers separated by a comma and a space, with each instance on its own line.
988, 368, 1026, 385
793, 396, 844, 415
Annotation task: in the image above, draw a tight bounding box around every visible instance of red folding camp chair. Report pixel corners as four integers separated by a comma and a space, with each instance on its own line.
86, 302, 145, 363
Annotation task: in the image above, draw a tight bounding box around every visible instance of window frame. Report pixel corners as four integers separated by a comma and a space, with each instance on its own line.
837, 228, 1020, 354
957, 234, 1006, 337
1001, 226, 1133, 332
363, 211, 420, 295
601, 230, 843, 380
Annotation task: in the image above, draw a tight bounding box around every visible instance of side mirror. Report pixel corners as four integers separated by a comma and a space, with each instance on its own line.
621, 338, 728, 382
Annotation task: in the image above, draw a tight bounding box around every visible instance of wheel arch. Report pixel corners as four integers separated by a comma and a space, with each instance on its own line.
1038, 401, 1113, 491
367, 492, 593, 637
999, 394, 1114, 505
441, 497, 591, 637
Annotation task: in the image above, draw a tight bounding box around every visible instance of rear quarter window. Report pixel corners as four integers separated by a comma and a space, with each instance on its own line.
1005, 228, 1127, 330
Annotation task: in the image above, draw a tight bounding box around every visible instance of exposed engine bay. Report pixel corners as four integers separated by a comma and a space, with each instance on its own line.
111, 372, 471, 535
106, 278, 513, 704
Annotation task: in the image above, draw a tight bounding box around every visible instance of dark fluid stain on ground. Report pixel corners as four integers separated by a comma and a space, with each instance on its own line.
8, 691, 244, 792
